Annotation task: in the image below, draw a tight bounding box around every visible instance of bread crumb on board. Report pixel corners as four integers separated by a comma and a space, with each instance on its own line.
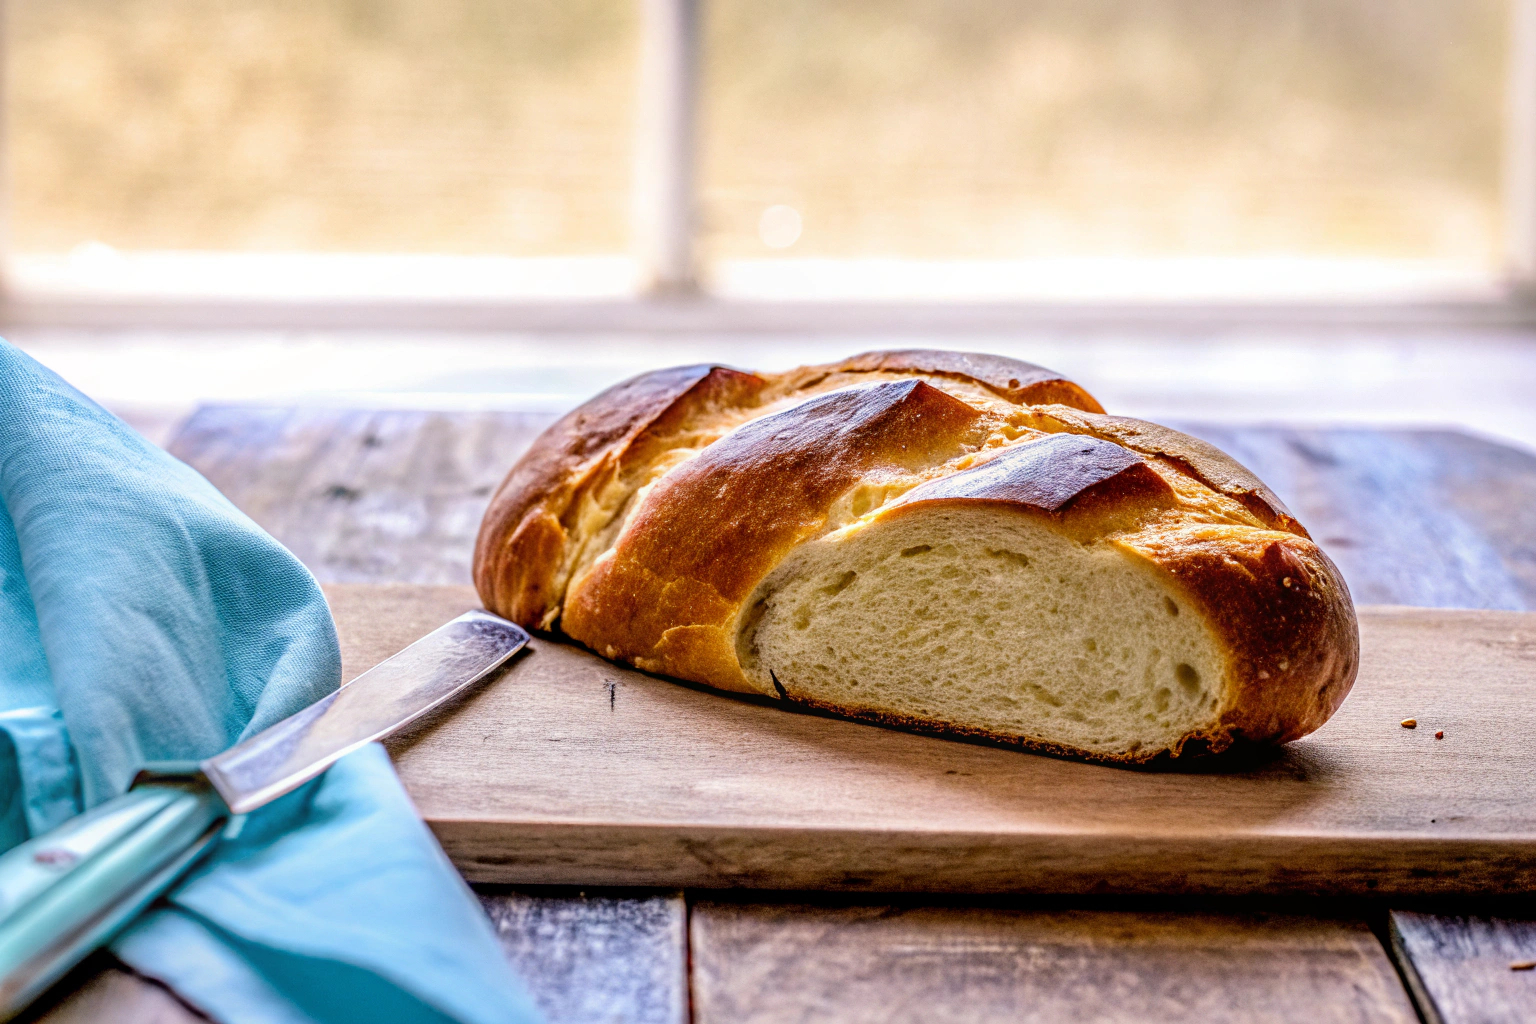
1400, 718, 1417, 729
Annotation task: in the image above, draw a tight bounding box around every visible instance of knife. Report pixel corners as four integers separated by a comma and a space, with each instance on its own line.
0, 608, 528, 1019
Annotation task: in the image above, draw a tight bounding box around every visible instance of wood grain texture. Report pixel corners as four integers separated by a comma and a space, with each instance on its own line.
479, 890, 687, 1024
168, 406, 555, 585
1173, 426, 1536, 611
690, 901, 1418, 1024
1390, 911, 1536, 1024
323, 583, 1536, 895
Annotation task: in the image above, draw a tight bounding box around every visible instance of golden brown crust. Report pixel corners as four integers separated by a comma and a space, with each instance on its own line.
842, 432, 1356, 762
562, 379, 990, 689
886, 432, 1173, 518
1125, 528, 1358, 749
1021, 407, 1306, 536
474, 363, 768, 626
474, 349, 1357, 764
827, 348, 1106, 411
774, 530, 1357, 765
476, 348, 1105, 630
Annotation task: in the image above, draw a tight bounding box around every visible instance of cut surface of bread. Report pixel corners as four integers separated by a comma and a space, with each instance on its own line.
741, 507, 1227, 759
474, 349, 1359, 766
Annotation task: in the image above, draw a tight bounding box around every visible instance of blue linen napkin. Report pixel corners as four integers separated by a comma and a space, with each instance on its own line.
0, 340, 539, 1024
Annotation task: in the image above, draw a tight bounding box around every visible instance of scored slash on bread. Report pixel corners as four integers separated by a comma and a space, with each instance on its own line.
474, 350, 1358, 766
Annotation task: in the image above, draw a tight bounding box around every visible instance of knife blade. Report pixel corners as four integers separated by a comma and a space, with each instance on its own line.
204, 609, 528, 814
0, 608, 529, 1019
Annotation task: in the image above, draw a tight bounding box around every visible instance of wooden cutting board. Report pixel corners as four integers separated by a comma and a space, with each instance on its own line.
327, 583, 1536, 896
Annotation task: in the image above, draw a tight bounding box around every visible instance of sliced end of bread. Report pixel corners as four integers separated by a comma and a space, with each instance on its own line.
737, 505, 1231, 761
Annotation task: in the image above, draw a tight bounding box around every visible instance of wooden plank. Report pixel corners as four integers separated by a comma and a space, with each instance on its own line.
36, 895, 693, 1024
690, 901, 1418, 1024
479, 890, 688, 1024
324, 583, 1536, 895
167, 406, 555, 586
1389, 911, 1536, 1024
1172, 425, 1536, 611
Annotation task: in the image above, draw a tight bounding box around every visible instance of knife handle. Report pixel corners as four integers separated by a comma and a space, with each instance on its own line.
0, 764, 228, 1020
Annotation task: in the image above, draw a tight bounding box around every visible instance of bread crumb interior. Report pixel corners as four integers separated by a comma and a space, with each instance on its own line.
739, 506, 1227, 757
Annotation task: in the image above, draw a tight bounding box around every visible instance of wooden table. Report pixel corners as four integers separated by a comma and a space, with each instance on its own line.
32, 407, 1536, 1024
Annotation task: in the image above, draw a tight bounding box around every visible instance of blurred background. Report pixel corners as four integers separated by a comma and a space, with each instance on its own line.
2, 0, 1534, 447
9, 10, 1535, 1018
9, 8, 1534, 1022
5, 0, 1514, 287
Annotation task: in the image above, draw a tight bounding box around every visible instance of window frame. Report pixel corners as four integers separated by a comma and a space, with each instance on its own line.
1, 0, 1533, 332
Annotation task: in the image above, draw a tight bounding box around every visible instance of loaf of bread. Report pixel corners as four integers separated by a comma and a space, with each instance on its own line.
474, 350, 1358, 764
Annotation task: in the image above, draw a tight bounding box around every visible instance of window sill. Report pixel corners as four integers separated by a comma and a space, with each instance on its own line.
2, 252, 1530, 332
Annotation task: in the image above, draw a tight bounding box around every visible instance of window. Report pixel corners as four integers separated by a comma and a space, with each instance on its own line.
702, 0, 1509, 300
8, 0, 639, 297
1, 0, 1526, 312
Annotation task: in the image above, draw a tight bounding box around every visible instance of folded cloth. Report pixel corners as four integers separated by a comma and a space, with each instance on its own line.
0, 340, 539, 1024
